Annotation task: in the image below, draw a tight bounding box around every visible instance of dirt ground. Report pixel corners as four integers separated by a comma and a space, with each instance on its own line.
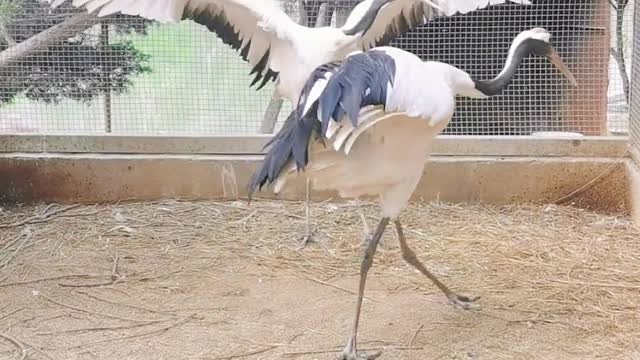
1, 199, 639, 360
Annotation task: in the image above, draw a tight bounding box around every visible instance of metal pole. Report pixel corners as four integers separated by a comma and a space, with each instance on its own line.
100, 22, 112, 133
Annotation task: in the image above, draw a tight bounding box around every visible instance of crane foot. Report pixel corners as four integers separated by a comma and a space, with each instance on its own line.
447, 293, 481, 310
358, 233, 387, 248
336, 349, 381, 360
298, 230, 316, 248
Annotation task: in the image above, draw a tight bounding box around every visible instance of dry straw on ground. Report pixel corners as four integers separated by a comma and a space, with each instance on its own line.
0, 199, 639, 359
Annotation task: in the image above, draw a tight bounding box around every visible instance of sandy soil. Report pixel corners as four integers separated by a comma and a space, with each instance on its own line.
1, 199, 639, 360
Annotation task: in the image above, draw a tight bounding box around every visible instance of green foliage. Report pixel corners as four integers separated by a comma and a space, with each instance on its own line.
0, 1, 17, 22
0, 0, 153, 106
1, 40, 152, 104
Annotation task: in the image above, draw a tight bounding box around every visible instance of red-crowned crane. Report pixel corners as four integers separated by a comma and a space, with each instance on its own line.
247, 28, 577, 360
58, 0, 531, 245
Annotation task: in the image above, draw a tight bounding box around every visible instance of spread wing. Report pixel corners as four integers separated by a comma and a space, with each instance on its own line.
61, 0, 307, 89
343, 0, 532, 50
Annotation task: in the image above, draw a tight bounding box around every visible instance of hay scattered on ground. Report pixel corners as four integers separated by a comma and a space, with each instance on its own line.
0, 199, 639, 359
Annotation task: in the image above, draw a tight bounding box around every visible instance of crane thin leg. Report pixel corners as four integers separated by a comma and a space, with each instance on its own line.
356, 202, 371, 247
339, 217, 389, 360
300, 177, 313, 247
394, 220, 480, 310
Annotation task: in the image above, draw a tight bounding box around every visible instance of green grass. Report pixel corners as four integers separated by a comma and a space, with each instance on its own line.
0, 21, 292, 135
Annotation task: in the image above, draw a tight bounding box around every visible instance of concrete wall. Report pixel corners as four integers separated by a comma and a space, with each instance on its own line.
632, 163, 639, 226
0, 135, 634, 219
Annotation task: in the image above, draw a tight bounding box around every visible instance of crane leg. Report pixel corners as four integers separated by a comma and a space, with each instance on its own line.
338, 217, 389, 360
356, 204, 371, 247
299, 178, 314, 247
355, 201, 383, 248
395, 220, 480, 310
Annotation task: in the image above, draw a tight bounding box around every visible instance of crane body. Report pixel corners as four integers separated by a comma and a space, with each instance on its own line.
248, 28, 577, 360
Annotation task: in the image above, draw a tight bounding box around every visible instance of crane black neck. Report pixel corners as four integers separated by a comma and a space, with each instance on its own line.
342, 0, 389, 36
472, 38, 550, 97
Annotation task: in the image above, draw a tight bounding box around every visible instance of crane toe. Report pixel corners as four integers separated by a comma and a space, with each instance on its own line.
337, 349, 381, 360
448, 293, 481, 310
299, 232, 315, 248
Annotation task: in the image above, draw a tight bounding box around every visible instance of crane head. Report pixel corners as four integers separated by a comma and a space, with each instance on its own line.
513, 28, 578, 87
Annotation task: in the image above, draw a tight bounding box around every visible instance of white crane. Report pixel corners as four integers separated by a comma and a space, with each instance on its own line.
247, 28, 577, 360
57, 0, 531, 245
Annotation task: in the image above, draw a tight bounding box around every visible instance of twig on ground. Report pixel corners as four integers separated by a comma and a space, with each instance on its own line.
0, 331, 27, 360
40, 293, 169, 323
0, 204, 85, 229
18, 338, 55, 360
213, 346, 278, 360
547, 278, 640, 290
232, 210, 258, 225
57, 279, 115, 288
58, 254, 122, 288
0, 274, 109, 288
36, 318, 170, 336
301, 275, 378, 302
408, 324, 424, 347
0, 230, 34, 268
136, 267, 184, 282
62, 313, 197, 349
0, 308, 24, 322
0, 233, 27, 257
75, 290, 173, 316
0, 268, 17, 285
283, 345, 422, 356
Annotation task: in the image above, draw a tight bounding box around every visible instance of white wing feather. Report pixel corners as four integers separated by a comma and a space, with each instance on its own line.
344, 111, 398, 155
334, 106, 385, 153
346, 0, 531, 51
66, 0, 305, 79
438, 0, 531, 16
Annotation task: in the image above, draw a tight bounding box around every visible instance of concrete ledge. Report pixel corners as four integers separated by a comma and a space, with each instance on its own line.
0, 135, 628, 157
627, 159, 640, 225
0, 153, 629, 215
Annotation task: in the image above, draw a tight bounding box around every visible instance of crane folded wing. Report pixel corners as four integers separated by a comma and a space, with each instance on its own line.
247, 50, 399, 199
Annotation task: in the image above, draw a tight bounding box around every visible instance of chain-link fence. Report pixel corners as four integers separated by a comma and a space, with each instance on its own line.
0, 0, 634, 137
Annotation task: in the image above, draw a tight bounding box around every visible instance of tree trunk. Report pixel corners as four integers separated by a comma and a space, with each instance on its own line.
259, 96, 285, 133
610, 2, 630, 104
334, 0, 354, 27
101, 22, 113, 133
0, 12, 99, 69
0, 22, 17, 46
316, 2, 331, 27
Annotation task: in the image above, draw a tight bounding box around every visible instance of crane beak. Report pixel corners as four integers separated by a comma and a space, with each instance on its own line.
545, 47, 578, 87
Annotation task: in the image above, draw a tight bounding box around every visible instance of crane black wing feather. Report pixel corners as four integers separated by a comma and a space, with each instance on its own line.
368, 3, 427, 49
247, 50, 397, 199
349, 0, 531, 51
66, 0, 297, 91
185, 7, 278, 89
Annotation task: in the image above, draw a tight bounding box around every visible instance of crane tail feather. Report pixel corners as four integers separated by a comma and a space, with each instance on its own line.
247, 50, 396, 199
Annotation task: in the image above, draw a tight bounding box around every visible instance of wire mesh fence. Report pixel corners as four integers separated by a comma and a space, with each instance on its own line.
0, 0, 634, 137
631, 0, 640, 163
